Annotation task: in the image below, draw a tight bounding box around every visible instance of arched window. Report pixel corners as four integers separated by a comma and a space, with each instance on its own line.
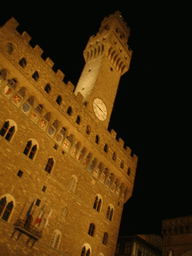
88, 223, 95, 237
0, 194, 15, 222
23, 139, 38, 160
56, 95, 62, 105
32, 71, 39, 81
0, 120, 16, 142
45, 157, 54, 174
50, 229, 61, 250
93, 195, 102, 212
68, 175, 77, 193
106, 205, 114, 221
44, 84, 51, 94
81, 244, 91, 256
102, 232, 108, 245
81, 246, 86, 256
19, 57, 27, 68
39, 112, 51, 129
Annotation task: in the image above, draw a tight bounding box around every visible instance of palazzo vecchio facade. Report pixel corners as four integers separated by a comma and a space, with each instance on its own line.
0, 12, 138, 256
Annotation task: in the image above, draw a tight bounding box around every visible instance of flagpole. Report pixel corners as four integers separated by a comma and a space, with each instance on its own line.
18, 197, 28, 220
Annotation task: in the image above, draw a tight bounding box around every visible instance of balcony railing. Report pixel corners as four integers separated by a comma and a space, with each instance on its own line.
12, 218, 42, 247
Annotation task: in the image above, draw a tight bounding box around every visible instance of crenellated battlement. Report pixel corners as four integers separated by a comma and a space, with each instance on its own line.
0, 17, 137, 180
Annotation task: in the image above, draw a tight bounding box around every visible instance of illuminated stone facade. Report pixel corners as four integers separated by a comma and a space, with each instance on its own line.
0, 12, 138, 256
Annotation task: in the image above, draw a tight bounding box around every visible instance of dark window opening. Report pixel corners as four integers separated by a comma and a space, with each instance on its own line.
0, 121, 9, 137
5, 126, 15, 141
44, 84, 51, 94
102, 232, 108, 245
127, 167, 131, 176
88, 223, 95, 237
67, 106, 73, 116
104, 144, 108, 153
86, 125, 91, 135
19, 58, 27, 68
36, 199, 41, 207
32, 71, 39, 81
95, 135, 99, 144
17, 170, 23, 178
76, 116, 81, 125
56, 95, 62, 105
2, 201, 13, 221
28, 145, 37, 160
45, 158, 54, 174
42, 185, 47, 192
23, 140, 32, 155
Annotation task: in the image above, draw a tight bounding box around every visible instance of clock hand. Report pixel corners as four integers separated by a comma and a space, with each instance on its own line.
96, 105, 103, 112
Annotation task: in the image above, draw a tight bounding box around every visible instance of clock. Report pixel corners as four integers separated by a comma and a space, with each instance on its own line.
93, 98, 107, 121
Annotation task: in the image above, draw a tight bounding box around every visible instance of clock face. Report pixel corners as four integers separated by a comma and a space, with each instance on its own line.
93, 98, 107, 121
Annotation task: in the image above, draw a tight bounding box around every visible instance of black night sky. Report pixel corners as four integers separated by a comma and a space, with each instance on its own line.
1, 2, 190, 236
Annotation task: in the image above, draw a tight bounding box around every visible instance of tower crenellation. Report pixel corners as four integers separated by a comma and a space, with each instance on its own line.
0, 13, 137, 256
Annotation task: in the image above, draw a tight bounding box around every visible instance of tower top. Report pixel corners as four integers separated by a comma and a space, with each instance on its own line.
99, 11, 130, 37
98, 11, 131, 46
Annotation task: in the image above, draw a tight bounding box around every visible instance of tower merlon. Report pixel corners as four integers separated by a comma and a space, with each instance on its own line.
4, 17, 19, 30
110, 129, 117, 139
67, 81, 75, 93
118, 138, 125, 148
34, 45, 44, 57
56, 69, 65, 81
45, 57, 55, 69
21, 31, 32, 44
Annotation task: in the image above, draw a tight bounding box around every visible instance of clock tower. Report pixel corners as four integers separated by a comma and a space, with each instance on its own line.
74, 11, 132, 128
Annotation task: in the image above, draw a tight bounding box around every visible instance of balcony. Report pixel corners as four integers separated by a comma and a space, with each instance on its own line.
11, 218, 42, 247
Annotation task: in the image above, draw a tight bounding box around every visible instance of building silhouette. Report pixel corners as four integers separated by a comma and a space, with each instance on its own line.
0, 11, 138, 256
115, 234, 162, 256
162, 216, 192, 256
